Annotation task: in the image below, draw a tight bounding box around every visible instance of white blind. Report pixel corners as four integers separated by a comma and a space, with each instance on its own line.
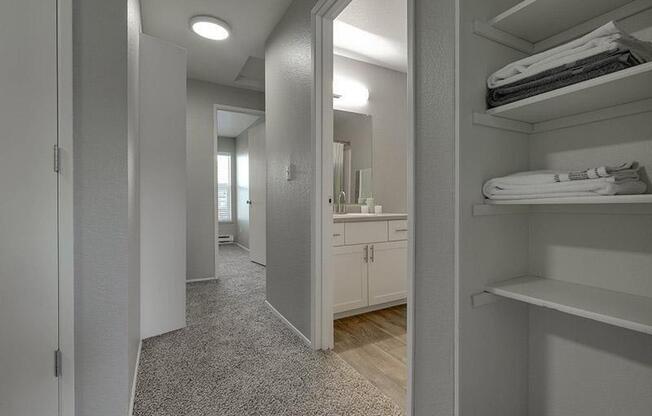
217, 153, 232, 222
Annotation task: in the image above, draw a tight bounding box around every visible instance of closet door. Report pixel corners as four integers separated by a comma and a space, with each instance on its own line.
248, 120, 267, 265
0, 0, 60, 415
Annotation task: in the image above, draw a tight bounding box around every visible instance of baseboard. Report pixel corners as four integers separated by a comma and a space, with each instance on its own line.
235, 242, 249, 252
333, 298, 407, 320
128, 340, 142, 416
265, 300, 311, 347
186, 276, 218, 283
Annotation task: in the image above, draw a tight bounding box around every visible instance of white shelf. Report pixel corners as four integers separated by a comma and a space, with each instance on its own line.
483, 195, 652, 205
489, 0, 636, 43
487, 62, 652, 123
487, 276, 652, 335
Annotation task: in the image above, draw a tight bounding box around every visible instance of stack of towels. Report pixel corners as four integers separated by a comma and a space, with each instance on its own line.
487, 21, 652, 108
483, 162, 647, 200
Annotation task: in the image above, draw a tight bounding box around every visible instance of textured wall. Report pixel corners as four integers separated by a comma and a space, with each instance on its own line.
74, 0, 131, 413
186, 79, 264, 280
127, 0, 141, 395
333, 55, 408, 212
264, 0, 318, 338
412, 0, 457, 414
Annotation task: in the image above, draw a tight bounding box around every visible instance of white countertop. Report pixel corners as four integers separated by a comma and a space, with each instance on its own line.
333, 213, 408, 223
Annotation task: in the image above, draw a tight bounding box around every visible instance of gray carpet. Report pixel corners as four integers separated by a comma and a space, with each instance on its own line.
133, 245, 404, 416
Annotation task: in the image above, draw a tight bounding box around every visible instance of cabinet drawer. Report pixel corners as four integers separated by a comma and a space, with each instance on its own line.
345, 221, 388, 245
388, 220, 408, 241
332, 223, 345, 246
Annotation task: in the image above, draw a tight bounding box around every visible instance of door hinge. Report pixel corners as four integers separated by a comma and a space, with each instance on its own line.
53, 145, 61, 173
54, 349, 62, 378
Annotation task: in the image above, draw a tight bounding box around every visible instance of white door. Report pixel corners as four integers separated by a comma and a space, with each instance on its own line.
249, 120, 266, 265
0, 0, 60, 415
332, 244, 369, 313
368, 241, 408, 305
236, 135, 250, 249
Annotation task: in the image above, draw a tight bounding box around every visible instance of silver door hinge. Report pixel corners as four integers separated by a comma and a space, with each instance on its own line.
53, 145, 61, 173
54, 349, 62, 378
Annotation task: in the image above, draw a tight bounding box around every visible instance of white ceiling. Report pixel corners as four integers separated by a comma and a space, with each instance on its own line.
335, 0, 408, 73
141, 0, 292, 91
217, 111, 261, 138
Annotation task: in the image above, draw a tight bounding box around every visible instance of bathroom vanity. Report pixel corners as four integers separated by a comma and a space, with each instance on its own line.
331, 213, 408, 317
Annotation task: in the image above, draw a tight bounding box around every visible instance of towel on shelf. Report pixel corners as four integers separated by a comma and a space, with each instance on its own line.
483, 163, 647, 200
487, 21, 652, 89
487, 50, 642, 108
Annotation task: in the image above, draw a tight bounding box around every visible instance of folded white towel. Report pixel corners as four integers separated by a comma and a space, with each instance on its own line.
483, 163, 647, 200
487, 22, 652, 88
484, 177, 646, 199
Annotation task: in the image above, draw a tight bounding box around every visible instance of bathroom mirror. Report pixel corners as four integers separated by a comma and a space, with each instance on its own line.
333, 110, 373, 205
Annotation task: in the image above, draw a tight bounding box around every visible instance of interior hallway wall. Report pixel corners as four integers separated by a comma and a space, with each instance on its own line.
264, 0, 318, 338
333, 55, 408, 213
186, 79, 265, 280
127, 0, 142, 394
74, 0, 135, 413
217, 136, 238, 239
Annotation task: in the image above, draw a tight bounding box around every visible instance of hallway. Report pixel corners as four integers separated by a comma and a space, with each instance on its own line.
133, 245, 403, 416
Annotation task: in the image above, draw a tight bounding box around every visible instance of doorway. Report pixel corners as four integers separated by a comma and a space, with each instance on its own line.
214, 106, 266, 270
312, 0, 415, 413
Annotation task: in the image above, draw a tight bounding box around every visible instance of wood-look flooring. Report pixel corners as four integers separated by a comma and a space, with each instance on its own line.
333, 305, 407, 412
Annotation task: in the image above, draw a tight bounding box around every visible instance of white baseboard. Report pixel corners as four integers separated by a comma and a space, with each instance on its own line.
333, 298, 407, 319
186, 276, 218, 283
128, 340, 142, 416
265, 300, 311, 347
235, 242, 249, 251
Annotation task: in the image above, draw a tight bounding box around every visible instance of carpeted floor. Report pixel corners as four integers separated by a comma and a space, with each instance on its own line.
133, 245, 404, 416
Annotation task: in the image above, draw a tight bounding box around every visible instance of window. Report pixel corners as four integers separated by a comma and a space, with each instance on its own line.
217, 153, 232, 223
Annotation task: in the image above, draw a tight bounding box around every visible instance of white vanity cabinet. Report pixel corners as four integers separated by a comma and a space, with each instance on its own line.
332, 217, 408, 315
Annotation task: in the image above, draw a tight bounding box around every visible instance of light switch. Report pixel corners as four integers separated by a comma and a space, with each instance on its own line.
285, 164, 294, 181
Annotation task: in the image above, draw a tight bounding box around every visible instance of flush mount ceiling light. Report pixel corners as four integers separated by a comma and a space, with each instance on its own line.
190, 16, 231, 41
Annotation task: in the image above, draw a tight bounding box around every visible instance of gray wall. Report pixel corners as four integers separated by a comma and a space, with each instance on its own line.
74, 0, 134, 413
139, 34, 187, 339
236, 129, 251, 248
333, 55, 408, 212
264, 0, 317, 338
127, 0, 141, 395
186, 79, 264, 280
217, 136, 238, 238
412, 0, 457, 414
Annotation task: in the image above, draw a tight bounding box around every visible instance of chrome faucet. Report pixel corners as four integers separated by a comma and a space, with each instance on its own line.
336, 190, 347, 214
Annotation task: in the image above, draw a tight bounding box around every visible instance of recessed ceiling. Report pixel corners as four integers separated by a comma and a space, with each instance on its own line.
141, 0, 292, 91
217, 111, 261, 138
335, 0, 408, 73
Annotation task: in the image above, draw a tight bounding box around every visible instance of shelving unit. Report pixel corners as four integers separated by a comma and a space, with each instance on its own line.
488, 0, 636, 43
486, 276, 652, 335
482, 194, 652, 205
486, 62, 652, 123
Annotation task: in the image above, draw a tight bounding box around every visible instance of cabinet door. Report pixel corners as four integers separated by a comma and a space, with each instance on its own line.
368, 241, 408, 305
332, 244, 369, 313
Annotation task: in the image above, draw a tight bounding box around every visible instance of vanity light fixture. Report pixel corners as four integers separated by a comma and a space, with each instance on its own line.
190, 16, 231, 41
333, 77, 369, 107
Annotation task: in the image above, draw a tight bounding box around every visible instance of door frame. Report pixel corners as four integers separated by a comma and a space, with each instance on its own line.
310, 0, 416, 414
212, 104, 265, 275
58, 0, 75, 414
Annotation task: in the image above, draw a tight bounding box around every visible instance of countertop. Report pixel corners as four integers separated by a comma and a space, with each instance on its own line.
333, 213, 408, 223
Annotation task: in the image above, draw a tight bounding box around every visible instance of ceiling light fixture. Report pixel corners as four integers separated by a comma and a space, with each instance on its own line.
333, 77, 370, 107
190, 16, 231, 41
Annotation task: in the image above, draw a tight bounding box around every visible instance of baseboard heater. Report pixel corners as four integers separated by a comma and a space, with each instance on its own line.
218, 234, 234, 244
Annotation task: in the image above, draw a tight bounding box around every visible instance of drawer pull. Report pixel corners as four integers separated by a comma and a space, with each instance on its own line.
395, 228, 408, 232
333, 233, 342, 237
